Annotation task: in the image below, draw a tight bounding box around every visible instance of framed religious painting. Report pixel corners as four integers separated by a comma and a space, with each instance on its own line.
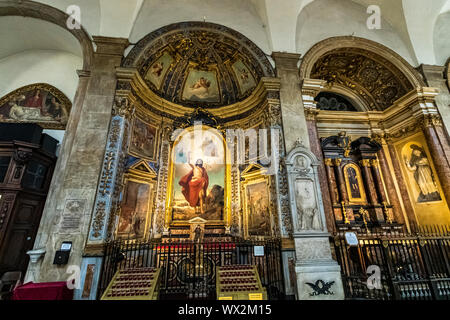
240, 164, 273, 238
166, 125, 231, 227
230, 57, 257, 96
181, 67, 221, 104
144, 50, 174, 90
129, 116, 159, 161
343, 163, 367, 204
116, 161, 156, 240
0, 83, 71, 129
395, 132, 449, 226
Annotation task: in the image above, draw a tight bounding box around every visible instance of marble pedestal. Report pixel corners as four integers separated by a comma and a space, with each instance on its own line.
294, 234, 344, 300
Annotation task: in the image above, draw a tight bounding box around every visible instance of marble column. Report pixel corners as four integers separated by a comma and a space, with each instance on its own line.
272, 52, 310, 152
370, 159, 393, 223
360, 159, 384, 223
374, 148, 405, 225
27, 36, 129, 295
333, 159, 354, 223
387, 144, 417, 229
419, 65, 450, 140
324, 158, 342, 223
421, 115, 450, 205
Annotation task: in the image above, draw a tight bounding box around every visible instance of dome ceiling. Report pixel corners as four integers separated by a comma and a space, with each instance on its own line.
311, 48, 414, 111
123, 22, 274, 108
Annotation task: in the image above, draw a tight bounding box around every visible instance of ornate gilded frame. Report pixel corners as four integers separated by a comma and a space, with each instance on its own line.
164, 125, 232, 229
128, 114, 160, 162
343, 163, 367, 205
240, 164, 273, 239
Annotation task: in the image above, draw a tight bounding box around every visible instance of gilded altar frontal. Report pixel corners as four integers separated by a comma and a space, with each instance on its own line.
0, 0, 449, 305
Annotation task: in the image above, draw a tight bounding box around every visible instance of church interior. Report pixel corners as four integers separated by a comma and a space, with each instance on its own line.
0, 0, 449, 301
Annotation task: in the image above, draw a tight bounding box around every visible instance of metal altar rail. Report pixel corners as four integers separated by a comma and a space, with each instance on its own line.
332, 225, 450, 300
98, 238, 285, 300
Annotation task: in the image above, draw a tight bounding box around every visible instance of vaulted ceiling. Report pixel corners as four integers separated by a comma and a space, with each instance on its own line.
17, 0, 449, 67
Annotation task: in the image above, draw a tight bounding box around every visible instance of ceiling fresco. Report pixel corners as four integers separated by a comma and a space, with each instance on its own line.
123, 22, 274, 108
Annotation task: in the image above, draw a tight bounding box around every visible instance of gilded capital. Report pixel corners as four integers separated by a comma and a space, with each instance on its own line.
333, 158, 342, 166
370, 159, 379, 168
359, 159, 371, 167
324, 158, 334, 166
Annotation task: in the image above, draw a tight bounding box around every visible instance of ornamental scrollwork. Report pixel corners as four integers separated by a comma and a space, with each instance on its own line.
92, 201, 107, 238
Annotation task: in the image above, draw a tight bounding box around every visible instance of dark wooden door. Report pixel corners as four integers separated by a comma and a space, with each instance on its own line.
0, 196, 43, 276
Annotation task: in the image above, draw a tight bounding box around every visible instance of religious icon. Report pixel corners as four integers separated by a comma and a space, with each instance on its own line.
172, 128, 225, 221
117, 181, 151, 240
347, 167, 361, 198
179, 159, 209, 214
151, 61, 164, 77
182, 69, 220, 103
246, 181, 271, 236
404, 144, 441, 203
0, 84, 71, 128
337, 131, 352, 157
144, 51, 174, 89
129, 118, 157, 160
343, 163, 366, 204
231, 59, 257, 95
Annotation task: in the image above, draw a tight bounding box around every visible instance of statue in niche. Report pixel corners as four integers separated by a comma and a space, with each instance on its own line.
295, 180, 321, 230
404, 144, 441, 203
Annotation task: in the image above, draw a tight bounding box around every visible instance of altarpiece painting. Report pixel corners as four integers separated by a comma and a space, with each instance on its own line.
168, 126, 229, 224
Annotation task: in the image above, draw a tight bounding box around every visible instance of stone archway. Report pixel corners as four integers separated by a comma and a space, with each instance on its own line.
300, 36, 426, 110
0, 0, 94, 71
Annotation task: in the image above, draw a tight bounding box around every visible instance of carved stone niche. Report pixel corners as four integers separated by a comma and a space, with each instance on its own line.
285, 145, 326, 235
286, 144, 344, 300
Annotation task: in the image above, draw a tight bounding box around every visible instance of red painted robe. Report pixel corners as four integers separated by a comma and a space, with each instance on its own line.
178, 167, 209, 207
24, 93, 44, 110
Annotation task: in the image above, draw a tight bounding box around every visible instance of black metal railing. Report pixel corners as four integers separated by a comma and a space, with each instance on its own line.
332, 225, 450, 300
98, 237, 285, 300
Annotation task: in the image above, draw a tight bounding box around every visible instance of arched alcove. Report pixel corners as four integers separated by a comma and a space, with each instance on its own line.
300, 36, 426, 111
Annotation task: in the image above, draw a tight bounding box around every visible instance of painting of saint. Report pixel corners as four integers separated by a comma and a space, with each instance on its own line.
144, 51, 173, 89
347, 167, 361, 199
231, 59, 257, 95
117, 181, 151, 239
246, 181, 271, 236
343, 163, 366, 204
129, 118, 157, 160
182, 69, 220, 103
0, 84, 70, 128
404, 144, 441, 203
172, 129, 225, 221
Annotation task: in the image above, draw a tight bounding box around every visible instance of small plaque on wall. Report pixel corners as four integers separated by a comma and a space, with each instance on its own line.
345, 232, 359, 246
59, 199, 86, 233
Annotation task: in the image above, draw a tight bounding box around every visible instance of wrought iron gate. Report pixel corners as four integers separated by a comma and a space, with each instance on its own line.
98, 237, 285, 300
332, 226, 450, 300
